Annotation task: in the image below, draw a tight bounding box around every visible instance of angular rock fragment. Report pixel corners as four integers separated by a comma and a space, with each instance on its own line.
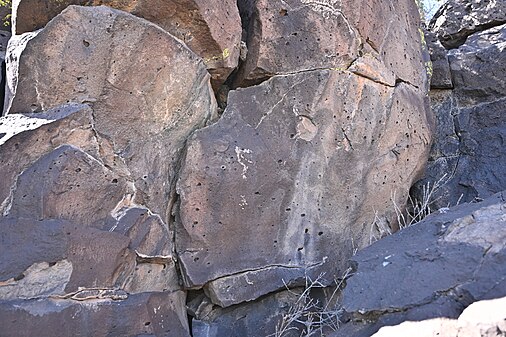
191, 289, 304, 337
4, 5, 217, 218
0, 208, 179, 297
430, 0, 506, 49
425, 30, 453, 89
177, 69, 432, 305
6, 145, 127, 225
448, 24, 506, 106
11, 0, 242, 86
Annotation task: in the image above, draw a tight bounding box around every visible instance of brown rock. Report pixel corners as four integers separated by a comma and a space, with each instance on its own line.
4, 5, 217, 218
177, 69, 432, 306
237, 0, 427, 89
6, 145, 127, 225
11, 0, 242, 86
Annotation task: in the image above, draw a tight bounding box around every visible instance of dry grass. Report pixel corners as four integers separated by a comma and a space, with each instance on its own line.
272, 269, 352, 337
370, 173, 464, 243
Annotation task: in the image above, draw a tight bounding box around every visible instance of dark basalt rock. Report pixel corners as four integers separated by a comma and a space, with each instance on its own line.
331, 191, 506, 337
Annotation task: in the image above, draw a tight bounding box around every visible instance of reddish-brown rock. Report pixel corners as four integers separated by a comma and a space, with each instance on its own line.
11, 0, 241, 86
236, 0, 427, 89
177, 69, 433, 306
4, 5, 217, 218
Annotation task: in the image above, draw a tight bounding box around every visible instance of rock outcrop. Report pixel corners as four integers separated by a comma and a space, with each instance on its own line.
236, 0, 428, 89
332, 191, 506, 337
174, 0, 432, 310
414, 1, 506, 209
430, 0, 506, 49
3, 5, 216, 218
0, 5, 216, 335
0, 0, 438, 337
177, 70, 432, 307
11, 0, 242, 87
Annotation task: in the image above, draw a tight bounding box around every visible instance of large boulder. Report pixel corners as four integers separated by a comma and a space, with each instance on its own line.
414, 23, 506, 208
176, 68, 432, 306
430, 0, 506, 49
236, 0, 428, 89
3, 5, 216, 219
11, 0, 242, 86
332, 191, 506, 337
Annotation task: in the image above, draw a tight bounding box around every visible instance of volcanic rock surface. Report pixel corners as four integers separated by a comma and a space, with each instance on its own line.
414, 1, 506, 209
332, 191, 506, 337
11, 0, 242, 87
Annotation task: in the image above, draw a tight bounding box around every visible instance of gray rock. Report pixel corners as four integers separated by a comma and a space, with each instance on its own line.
425, 30, 453, 89
332, 191, 506, 337
191, 289, 304, 337
430, 0, 506, 49
177, 69, 432, 306
413, 24, 506, 209
371, 296, 506, 337
449, 24, 506, 106
0, 291, 190, 337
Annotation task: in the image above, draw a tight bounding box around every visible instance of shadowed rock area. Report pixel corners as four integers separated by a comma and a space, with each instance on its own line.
414, 0, 506, 209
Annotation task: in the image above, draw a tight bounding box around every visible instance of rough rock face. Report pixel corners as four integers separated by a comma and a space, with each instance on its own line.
4, 5, 216, 218
414, 4, 506, 209
0, 5, 216, 335
371, 296, 506, 337
0, 0, 439, 335
425, 30, 453, 89
190, 288, 306, 337
0, 5, 9, 32
332, 191, 506, 337
430, 0, 506, 49
178, 28, 432, 309
11, 0, 242, 86
0, 291, 189, 337
236, 0, 428, 89
0, 29, 10, 115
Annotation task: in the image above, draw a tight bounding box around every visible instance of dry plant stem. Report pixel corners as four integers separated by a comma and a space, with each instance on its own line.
273, 269, 352, 337
392, 173, 450, 229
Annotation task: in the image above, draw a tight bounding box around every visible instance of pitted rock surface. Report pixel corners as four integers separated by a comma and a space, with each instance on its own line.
11, 0, 241, 86
236, 0, 428, 90
177, 69, 432, 306
4, 5, 216, 218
